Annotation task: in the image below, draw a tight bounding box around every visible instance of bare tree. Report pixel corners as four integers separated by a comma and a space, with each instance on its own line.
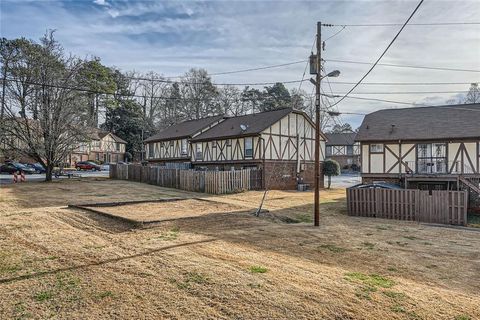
217, 85, 246, 116
1, 32, 89, 181
465, 83, 480, 104
178, 68, 219, 120
137, 71, 169, 128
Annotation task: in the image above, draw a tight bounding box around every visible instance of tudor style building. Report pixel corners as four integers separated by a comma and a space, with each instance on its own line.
144, 108, 326, 190
69, 130, 127, 165
189, 108, 326, 189
144, 115, 224, 165
356, 103, 480, 205
325, 132, 360, 171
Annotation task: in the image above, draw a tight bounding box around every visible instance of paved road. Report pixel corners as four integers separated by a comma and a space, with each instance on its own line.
330, 173, 361, 188
1, 170, 361, 188
0, 170, 109, 185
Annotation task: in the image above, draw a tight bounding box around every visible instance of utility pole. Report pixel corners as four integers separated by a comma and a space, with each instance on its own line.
314, 21, 322, 227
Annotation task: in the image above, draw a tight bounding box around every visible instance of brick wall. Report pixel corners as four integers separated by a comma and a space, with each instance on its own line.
263, 160, 324, 190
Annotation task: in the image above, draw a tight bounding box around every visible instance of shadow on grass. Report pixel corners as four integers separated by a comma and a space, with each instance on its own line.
0, 239, 217, 285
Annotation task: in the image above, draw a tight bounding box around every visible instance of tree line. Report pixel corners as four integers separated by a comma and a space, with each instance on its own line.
0, 33, 330, 181
2, 33, 478, 180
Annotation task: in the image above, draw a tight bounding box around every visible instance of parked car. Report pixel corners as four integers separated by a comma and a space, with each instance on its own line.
25, 163, 46, 174
75, 161, 101, 171
0, 162, 36, 174
351, 182, 402, 189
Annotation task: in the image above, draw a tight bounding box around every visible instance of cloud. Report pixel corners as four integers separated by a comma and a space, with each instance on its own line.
1, 0, 479, 128
93, 0, 109, 6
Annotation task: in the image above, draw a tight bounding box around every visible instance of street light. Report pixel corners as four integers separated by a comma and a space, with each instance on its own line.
309, 70, 341, 86
326, 70, 341, 78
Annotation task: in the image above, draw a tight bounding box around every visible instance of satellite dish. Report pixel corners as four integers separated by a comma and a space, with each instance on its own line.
240, 124, 248, 131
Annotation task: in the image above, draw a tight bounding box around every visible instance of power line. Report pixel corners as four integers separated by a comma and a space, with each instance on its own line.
331, 90, 468, 95
324, 25, 346, 42
3, 78, 292, 102
329, 0, 425, 108
297, 37, 317, 93
325, 59, 480, 73
328, 22, 480, 27
322, 94, 480, 113
114, 73, 306, 86
328, 81, 477, 86
164, 60, 307, 79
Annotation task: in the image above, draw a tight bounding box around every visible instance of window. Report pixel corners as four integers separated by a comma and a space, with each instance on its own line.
148, 143, 154, 158
417, 143, 447, 174
181, 139, 188, 155
326, 146, 332, 157
116, 143, 120, 151
244, 137, 253, 158
370, 144, 384, 153
195, 144, 203, 160
170, 141, 174, 146
226, 139, 231, 147
347, 146, 354, 155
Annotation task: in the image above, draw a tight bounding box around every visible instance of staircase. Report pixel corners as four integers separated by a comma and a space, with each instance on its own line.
459, 176, 480, 196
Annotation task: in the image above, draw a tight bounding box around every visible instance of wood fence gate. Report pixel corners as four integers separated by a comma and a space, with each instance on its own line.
347, 188, 468, 226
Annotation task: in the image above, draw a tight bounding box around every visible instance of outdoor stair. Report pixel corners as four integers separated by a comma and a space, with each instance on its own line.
459, 176, 480, 196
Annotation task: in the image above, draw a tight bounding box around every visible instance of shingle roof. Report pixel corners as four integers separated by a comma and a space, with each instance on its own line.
90, 129, 127, 144
355, 103, 480, 142
191, 108, 295, 141
144, 115, 225, 142
325, 133, 357, 146
109, 133, 127, 144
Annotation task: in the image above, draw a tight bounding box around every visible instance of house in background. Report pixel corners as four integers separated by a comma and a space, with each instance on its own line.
189, 108, 326, 190
69, 130, 127, 165
325, 132, 360, 171
144, 115, 224, 165
356, 103, 480, 207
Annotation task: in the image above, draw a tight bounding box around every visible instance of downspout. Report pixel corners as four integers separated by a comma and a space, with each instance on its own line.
255, 136, 267, 216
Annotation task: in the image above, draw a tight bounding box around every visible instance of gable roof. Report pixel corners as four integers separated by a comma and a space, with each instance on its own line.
191, 108, 306, 142
109, 133, 127, 144
325, 133, 356, 146
89, 129, 127, 144
356, 103, 480, 142
145, 115, 225, 143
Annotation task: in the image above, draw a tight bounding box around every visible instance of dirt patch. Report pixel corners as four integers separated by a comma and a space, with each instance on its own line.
81, 199, 253, 223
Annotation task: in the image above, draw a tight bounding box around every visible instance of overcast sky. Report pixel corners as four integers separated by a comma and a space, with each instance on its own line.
1, 0, 479, 128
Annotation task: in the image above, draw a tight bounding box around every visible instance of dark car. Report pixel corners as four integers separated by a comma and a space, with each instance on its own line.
0, 162, 36, 174
26, 163, 46, 174
75, 161, 101, 171
351, 182, 402, 189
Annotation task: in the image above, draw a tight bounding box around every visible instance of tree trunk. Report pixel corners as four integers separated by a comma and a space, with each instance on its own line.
327, 175, 331, 189
45, 163, 54, 182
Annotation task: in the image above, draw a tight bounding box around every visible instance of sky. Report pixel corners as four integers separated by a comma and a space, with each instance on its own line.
1, 0, 479, 128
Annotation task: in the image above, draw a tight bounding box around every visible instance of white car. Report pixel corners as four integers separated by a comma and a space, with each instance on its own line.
100, 163, 111, 171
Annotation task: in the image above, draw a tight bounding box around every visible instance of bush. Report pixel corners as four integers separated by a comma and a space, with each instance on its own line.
323, 159, 340, 189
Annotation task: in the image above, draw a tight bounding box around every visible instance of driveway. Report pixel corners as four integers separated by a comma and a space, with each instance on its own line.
0, 170, 109, 185
330, 173, 361, 188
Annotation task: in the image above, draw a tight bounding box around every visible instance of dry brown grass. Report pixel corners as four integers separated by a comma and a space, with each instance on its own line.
0, 178, 479, 320
84, 199, 252, 223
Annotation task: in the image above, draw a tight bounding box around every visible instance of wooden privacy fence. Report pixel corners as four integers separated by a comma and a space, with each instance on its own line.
110, 164, 262, 194
347, 188, 468, 226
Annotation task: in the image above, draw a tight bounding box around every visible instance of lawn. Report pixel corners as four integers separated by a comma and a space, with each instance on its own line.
0, 178, 479, 319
